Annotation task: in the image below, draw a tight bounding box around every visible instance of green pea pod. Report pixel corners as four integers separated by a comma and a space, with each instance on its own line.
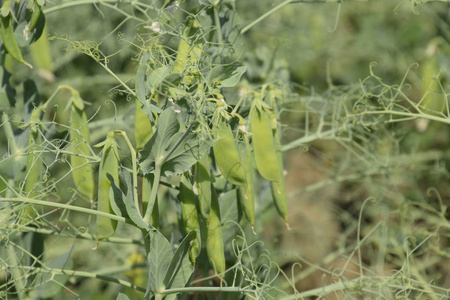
135, 100, 153, 150
30, 25, 53, 72
270, 119, 288, 223
213, 117, 246, 187
70, 101, 95, 200
250, 104, 280, 182
237, 132, 255, 228
27, 1, 42, 34
422, 54, 445, 114
22, 119, 42, 221
0, 15, 32, 68
177, 174, 201, 263
173, 27, 202, 85
195, 154, 211, 220
21, 109, 45, 281
206, 184, 225, 276
141, 173, 158, 228
96, 131, 120, 241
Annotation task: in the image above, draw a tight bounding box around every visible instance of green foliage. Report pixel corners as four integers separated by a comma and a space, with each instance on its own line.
0, 0, 449, 299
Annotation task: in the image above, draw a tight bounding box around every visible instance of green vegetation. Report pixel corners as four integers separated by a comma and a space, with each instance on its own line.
1, 0, 449, 299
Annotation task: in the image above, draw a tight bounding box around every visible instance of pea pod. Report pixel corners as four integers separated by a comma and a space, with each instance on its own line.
135, 100, 153, 150
269, 112, 288, 223
30, 25, 53, 72
206, 184, 225, 276
421, 54, 445, 115
250, 102, 280, 182
0, 15, 32, 68
237, 130, 255, 228
20, 109, 45, 281
27, 1, 42, 34
141, 173, 158, 228
213, 116, 246, 187
70, 95, 95, 200
22, 112, 43, 221
177, 174, 201, 263
195, 154, 211, 220
96, 131, 120, 241
173, 26, 203, 85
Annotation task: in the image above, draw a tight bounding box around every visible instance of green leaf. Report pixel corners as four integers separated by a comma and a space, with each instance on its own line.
0, 67, 15, 110
23, 232, 44, 277
70, 90, 84, 110
136, 51, 150, 104
219, 189, 240, 244
208, 63, 247, 88
160, 131, 213, 177
163, 231, 195, 290
107, 172, 150, 231
147, 66, 170, 93
35, 249, 74, 299
139, 109, 212, 177
0, 88, 10, 110
139, 108, 180, 173
136, 51, 159, 122
0, 1, 12, 18
1, 15, 32, 68
116, 293, 130, 300
145, 231, 173, 299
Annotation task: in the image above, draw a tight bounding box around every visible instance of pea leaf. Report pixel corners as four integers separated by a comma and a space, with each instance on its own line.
136, 51, 160, 122
107, 172, 150, 231
139, 108, 180, 173
163, 231, 195, 290
147, 66, 170, 93
145, 230, 173, 299
219, 189, 240, 244
116, 293, 130, 300
208, 63, 247, 88
136, 51, 150, 104
0, 66, 15, 110
160, 131, 213, 177
35, 249, 74, 299
0, 1, 12, 18
139, 108, 213, 176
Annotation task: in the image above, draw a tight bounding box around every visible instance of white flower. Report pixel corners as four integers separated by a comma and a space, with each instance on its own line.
238, 124, 247, 134
168, 98, 181, 113
166, 1, 179, 13
144, 21, 161, 33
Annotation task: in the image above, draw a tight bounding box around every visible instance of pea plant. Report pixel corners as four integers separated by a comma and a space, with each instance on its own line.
0, 1, 292, 299
1, 0, 449, 299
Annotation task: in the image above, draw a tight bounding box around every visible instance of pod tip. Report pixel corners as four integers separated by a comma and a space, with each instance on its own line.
251, 226, 256, 235
285, 222, 291, 231
92, 241, 99, 250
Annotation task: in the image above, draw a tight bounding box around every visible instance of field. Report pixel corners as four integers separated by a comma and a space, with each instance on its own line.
1, 0, 449, 299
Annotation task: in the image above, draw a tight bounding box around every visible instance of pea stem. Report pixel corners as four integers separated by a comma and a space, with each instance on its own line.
7, 245, 26, 300
98, 61, 136, 97
2, 112, 19, 156
241, 0, 293, 34
144, 166, 161, 225
5, 265, 146, 293
18, 226, 145, 245
159, 286, 257, 296
213, 5, 223, 46
2, 198, 126, 223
